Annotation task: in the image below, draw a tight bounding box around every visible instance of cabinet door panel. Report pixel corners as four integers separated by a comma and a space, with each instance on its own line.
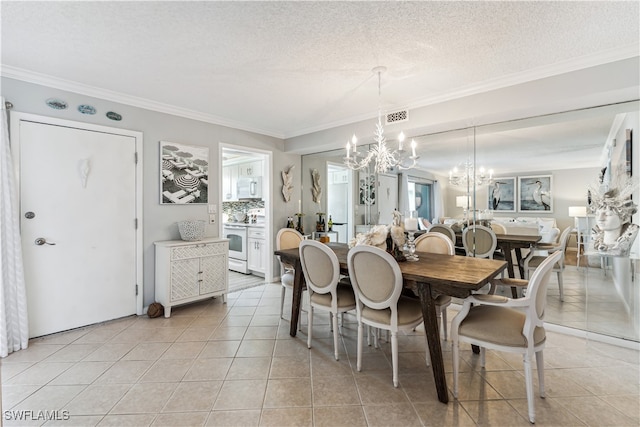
247, 238, 265, 272
170, 258, 200, 301
200, 255, 227, 294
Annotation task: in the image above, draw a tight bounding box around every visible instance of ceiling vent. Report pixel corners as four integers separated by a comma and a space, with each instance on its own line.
385, 109, 409, 125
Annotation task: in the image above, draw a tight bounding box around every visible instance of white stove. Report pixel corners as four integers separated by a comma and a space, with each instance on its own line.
223, 223, 249, 273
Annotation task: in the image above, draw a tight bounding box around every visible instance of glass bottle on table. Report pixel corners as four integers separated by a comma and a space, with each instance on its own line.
328, 215, 333, 231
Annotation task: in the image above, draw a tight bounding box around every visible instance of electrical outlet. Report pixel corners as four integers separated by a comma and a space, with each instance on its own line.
209, 214, 216, 224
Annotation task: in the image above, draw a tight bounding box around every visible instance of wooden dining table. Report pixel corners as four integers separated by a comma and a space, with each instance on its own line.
274, 242, 507, 404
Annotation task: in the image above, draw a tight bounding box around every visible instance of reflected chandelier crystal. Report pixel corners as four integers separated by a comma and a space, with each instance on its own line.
448, 160, 494, 187
344, 66, 419, 174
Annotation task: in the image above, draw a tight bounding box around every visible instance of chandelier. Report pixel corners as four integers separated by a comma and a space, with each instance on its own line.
448, 160, 494, 187
344, 66, 419, 174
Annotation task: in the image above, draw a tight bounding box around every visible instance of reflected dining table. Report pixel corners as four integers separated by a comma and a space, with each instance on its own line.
274, 242, 507, 404
455, 232, 541, 282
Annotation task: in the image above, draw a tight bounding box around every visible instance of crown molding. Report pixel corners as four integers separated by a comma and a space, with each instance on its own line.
0, 65, 285, 139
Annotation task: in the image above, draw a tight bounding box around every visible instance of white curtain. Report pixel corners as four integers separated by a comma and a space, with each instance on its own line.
0, 97, 29, 357
397, 173, 409, 216
433, 180, 444, 223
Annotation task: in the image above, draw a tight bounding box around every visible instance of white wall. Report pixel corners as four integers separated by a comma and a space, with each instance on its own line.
2, 77, 301, 305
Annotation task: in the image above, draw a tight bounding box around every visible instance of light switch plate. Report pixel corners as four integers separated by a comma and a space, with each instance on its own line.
208, 204, 217, 214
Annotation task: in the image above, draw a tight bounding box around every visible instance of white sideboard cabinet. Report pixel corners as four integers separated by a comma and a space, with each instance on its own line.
155, 238, 229, 317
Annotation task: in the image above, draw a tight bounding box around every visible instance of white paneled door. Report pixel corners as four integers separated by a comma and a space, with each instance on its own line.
15, 117, 141, 337
377, 173, 399, 225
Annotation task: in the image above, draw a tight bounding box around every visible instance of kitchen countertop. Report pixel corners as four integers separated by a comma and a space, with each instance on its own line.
223, 222, 265, 228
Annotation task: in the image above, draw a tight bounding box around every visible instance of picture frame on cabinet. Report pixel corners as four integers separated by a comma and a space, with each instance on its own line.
488, 177, 516, 212
160, 141, 209, 204
518, 175, 553, 212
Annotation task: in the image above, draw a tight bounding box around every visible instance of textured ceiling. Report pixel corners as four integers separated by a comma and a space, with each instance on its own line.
2, 1, 638, 142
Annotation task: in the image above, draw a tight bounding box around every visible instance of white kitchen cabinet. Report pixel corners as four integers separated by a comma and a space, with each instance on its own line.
247, 227, 266, 275
238, 160, 263, 177
222, 165, 238, 201
155, 238, 229, 317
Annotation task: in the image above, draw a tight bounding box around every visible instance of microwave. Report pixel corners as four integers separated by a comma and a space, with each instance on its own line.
237, 176, 262, 200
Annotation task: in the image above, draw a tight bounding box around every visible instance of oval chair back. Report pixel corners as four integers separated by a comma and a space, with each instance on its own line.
414, 232, 454, 255
276, 228, 303, 271
426, 224, 456, 243
348, 245, 404, 328
490, 222, 507, 235
299, 239, 341, 298
462, 225, 497, 259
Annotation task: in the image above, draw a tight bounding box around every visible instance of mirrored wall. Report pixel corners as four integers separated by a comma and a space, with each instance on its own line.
302, 100, 639, 342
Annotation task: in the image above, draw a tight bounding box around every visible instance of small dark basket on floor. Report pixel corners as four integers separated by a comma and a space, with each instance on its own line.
147, 302, 164, 318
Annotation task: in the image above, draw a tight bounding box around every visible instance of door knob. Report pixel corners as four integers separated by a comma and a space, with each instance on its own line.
34, 238, 56, 246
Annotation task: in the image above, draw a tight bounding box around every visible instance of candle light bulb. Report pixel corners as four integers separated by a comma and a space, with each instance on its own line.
351, 134, 357, 153
411, 139, 417, 157
398, 132, 405, 151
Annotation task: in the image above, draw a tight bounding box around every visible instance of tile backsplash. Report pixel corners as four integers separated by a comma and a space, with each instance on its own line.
222, 200, 265, 221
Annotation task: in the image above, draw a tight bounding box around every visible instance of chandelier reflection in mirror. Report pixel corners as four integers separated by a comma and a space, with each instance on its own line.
448, 160, 494, 187
344, 66, 419, 174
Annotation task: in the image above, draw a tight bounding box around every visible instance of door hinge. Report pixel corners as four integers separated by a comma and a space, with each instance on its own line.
135, 284, 138, 296
135, 218, 138, 229
134, 152, 138, 164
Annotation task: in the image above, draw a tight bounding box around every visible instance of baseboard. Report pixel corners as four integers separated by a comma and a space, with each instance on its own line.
449, 303, 639, 350
544, 323, 640, 351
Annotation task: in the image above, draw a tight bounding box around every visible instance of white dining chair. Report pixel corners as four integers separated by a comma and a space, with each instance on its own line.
522, 226, 572, 302
413, 232, 454, 340
299, 239, 356, 360
347, 245, 428, 387
276, 228, 305, 328
451, 250, 563, 424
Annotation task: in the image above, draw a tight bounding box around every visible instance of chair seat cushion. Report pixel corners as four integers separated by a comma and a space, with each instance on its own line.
459, 305, 545, 348
282, 272, 295, 288
527, 256, 561, 270
491, 277, 528, 287
435, 294, 452, 307
310, 286, 356, 309
362, 296, 423, 327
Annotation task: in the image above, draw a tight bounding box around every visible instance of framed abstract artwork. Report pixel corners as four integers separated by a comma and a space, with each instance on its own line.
518, 175, 552, 212
488, 177, 516, 212
160, 141, 209, 204
358, 172, 376, 206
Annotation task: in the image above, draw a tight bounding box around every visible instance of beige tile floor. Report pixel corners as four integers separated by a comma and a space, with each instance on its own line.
2, 282, 639, 426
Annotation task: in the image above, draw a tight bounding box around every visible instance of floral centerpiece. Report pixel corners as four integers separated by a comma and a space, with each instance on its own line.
349, 210, 407, 261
